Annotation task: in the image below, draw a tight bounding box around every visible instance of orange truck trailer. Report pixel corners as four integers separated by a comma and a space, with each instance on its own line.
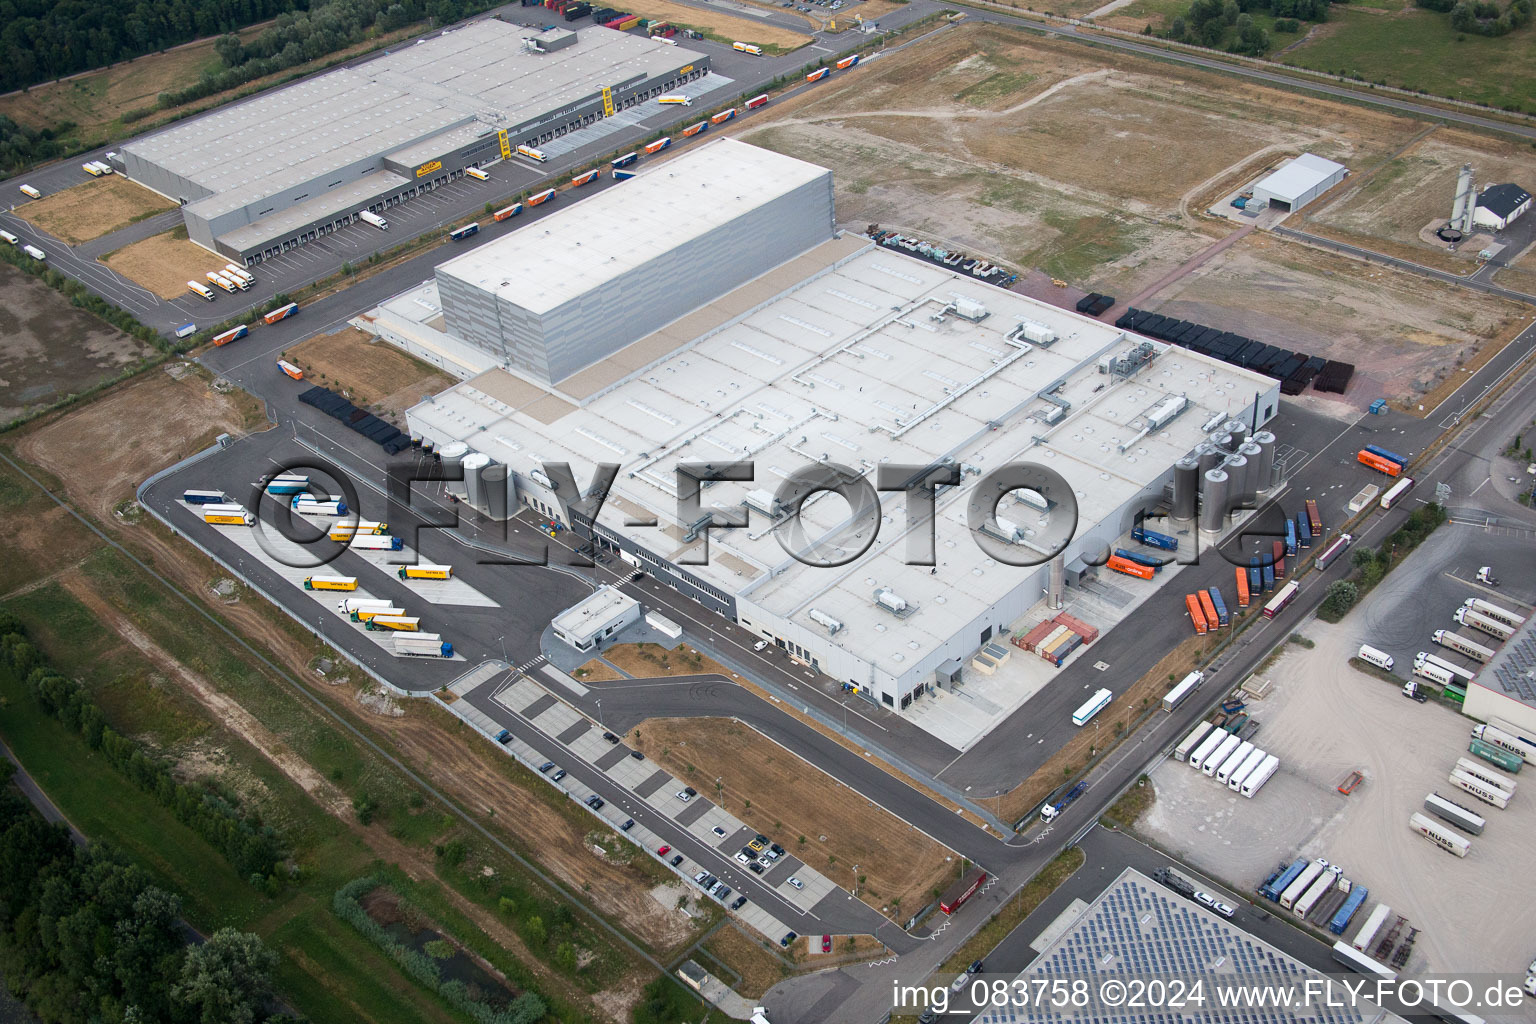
1186, 594, 1208, 635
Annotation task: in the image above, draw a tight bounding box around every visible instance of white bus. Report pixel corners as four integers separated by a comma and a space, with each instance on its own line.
1071, 688, 1112, 726
1357, 644, 1394, 670
1162, 670, 1203, 712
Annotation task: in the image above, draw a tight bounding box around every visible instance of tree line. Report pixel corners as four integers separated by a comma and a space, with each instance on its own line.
0, 614, 289, 890
1415, 0, 1532, 34
0, 0, 308, 94
1162, 0, 1333, 54
0, 732, 294, 1023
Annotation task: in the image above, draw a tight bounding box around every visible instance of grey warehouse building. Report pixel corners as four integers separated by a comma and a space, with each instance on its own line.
374, 141, 1283, 721
435, 139, 835, 385
118, 19, 707, 264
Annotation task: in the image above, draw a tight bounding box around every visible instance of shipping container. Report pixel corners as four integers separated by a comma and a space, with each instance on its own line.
1185, 594, 1208, 634
1112, 549, 1163, 571
612, 169, 637, 181
805, 67, 829, 82
1272, 540, 1286, 579
1261, 858, 1308, 902
1187, 729, 1227, 772
303, 575, 358, 592
493, 203, 523, 222
1305, 499, 1322, 536
1408, 812, 1470, 856
1457, 754, 1517, 791
526, 188, 556, 207
571, 169, 601, 186
1174, 722, 1213, 759
1357, 450, 1402, 477
1235, 567, 1250, 607
1297, 511, 1312, 548
212, 324, 249, 346
448, 222, 480, 241
1350, 903, 1391, 952
1471, 724, 1534, 766
1278, 860, 1325, 910
643, 137, 672, 155
1208, 587, 1230, 625
1227, 747, 1269, 792
745, 94, 769, 109
1241, 754, 1280, 797
1131, 525, 1179, 550
1363, 444, 1408, 469
1423, 792, 1485, 835
1198, 590, 1219, 629
263, 302, 298, 324
1285, 517, 1297, 555
1106, 555, 1154, 580
612, 152, 639, 168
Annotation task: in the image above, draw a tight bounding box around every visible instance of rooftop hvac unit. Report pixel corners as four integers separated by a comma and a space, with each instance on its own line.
951, 296, 989, 322
1100, 341, 1157, 377
1145, 394, 1188, 430
1040, 405, 1065, 424
874, 587, 909, 613
993, 517, 1022, 541
1201, 412, 1227, 434
808, 608, 843, 635
1015, 488, 1049, 512
744, 488, 781, 517
1019, 319, 1057, 345
530, 468, 554, 489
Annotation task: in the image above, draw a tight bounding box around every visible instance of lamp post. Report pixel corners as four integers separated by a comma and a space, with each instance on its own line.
496, 634, 507, 663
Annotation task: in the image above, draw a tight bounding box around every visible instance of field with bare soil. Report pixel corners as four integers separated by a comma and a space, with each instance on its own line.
737, 24, 1425, 294
0, 262, 157, 424
1149, 234, 1530, 408
286, 327, 456, 419
16, 175, 174, 245
103, 229, 227, 299
631, 717, 954, 918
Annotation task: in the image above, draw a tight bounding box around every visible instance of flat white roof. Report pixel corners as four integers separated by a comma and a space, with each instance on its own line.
435, 138, 831, 315
552, 586, 639, 639
1253, 152, 1346, 203
407, 242, 1277, 677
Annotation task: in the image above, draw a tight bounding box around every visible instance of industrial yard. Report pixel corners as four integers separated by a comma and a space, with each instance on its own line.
101, 227, 235, 300
14, 173, 174, 246
1140, 538, 1536, 986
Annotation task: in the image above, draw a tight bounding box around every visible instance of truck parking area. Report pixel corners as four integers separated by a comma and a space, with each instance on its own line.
1139, 543, 1536, 983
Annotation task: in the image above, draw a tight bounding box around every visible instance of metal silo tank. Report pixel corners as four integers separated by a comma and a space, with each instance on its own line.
1225, 419, 1248, 448
1196, 443, 1221, 479
1239, 440, 1263, 496
1211, 432, 1232, 455
1224, 454, 1251, 509
1172, 457, 1200, 521
439, 441, 470, 497
462, 452, 490, 509
1200, 469, 1230, 534
1251, 430, 1277, 493
483, 463, 510, 520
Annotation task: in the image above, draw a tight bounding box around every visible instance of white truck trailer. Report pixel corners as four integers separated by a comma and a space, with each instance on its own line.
1408, 812, 1470, 857
1455, 756, 1516, 793
1201, 733, 1243, 777
1216, 740, 1256, 785
1422, 792, 1485, 835
359, 210, 390, 230
1174, 722, 1213, 761
1241, 754, 1280, 798
1226, 747, 1268, 792
1188, 728, 1227, 770
393, 632, 453, 658
1412, 659, 1457, 687
1462, 597, 1526, 629
1293, 871, 1338, 920
1454, 605, 1514, 641
1350, 903, 1391, 953
1472, 723, 1535, 766
1447, 768, 1511, 809
1416, 651, 1476, 682
1432, 630, 1495, 664
1278, 859, 1325, 910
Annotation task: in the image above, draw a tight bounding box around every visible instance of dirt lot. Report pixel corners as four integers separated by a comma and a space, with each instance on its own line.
574, 659, 626, 682
603, 642, 735, 678
607, 0, 811, 48
1494, 236, 1536, 296
0, 261, 156, 424
16, 175, 175, 246
102, 228, 227, 300
737, 24, 1426, 294
631, 717, 954, 918
1149, 233, 1530, 407
287, 327, 456, 419
1306, 127, 1536, 271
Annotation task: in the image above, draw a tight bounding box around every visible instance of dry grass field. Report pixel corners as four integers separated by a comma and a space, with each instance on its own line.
1305, 127, 1536, 267
632, 717, 955, 918
0, 262, 156, 424
1150, 233, 1530, 407
285, 327, 456, 419
102, 229, 227, 300
16, 176, 174, 245
607, 0, 812, 48
1494, 240, 1536, 296
738, 24, 1425, 295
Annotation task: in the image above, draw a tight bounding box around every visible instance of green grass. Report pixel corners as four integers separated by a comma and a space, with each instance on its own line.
1281, 8, 1536, 113
1102, 776, 1155, 828
938, 848, 1085, 974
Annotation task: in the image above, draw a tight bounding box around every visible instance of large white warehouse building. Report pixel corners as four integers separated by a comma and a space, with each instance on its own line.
385, 139, 1282, 715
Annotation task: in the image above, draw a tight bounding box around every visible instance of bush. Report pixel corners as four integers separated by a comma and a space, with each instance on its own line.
1319, 580, 1359, 619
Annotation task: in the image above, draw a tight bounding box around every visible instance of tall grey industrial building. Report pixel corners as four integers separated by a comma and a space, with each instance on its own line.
369, 139, 1282, 720
435, 141, 835, 385
117, 19, 706, 264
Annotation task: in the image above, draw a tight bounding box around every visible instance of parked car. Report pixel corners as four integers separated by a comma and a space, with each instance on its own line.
730, 895, 747, 910
967, 959, 984, 975
788, 876, 804, 890
1213, 901, 1235, 919
551, 769, 566, 781
670, 854, 684, 867
780, 931, 797, 947
735, 852, 752, 865
716, 885, 732, 901
707, 880, 723, 896
821, 935, 832, 953
748, 861, 765, 874
586, 795, 605, 810
676, 789, 692, 802
747, 836, 767, 852
693, 871, 709, 884
1193, 891, 1215, 909
495, 729, 512, 744
753, 640, 768, 651
620, 818, 634, 832
712, 826, 727, 838
658, 845, 671, 856
769, 843, 785, 858
538, 761, 555, 773
602, 731, 619, 743
629, 750, 644, 759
